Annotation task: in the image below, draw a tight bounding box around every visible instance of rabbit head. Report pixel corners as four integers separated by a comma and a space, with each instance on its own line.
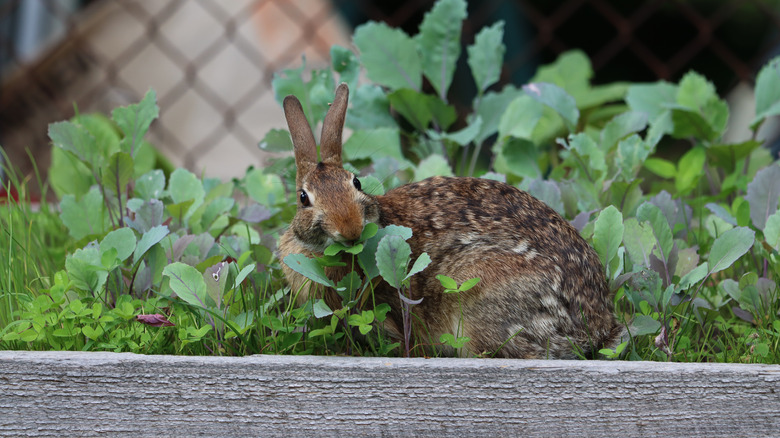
282, 83, 380, 253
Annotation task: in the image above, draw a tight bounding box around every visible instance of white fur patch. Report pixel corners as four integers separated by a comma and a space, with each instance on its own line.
513, 241, 529, 255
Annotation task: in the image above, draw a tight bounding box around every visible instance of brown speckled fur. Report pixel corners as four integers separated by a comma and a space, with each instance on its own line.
278, 84, 624, 359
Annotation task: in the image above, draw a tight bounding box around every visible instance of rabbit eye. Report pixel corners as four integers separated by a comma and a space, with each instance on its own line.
299, 190, 310, 207
353, 176, 362, 191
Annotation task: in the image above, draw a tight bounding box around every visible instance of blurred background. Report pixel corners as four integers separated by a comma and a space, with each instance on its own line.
1, 0, 779, 193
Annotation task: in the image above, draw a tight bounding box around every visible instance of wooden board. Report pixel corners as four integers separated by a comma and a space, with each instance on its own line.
1, 351, 779, 436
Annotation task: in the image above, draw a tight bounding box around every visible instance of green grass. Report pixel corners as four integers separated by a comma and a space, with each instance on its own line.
0, 152, 71, 329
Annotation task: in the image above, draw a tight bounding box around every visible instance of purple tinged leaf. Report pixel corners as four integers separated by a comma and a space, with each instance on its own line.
648, 191, 676, 230
239, 203, 272, 223
705, 203, 737, 226
731, 306, 754, 323
126, 199, 164, 233
171, 234, 196, 263
745, 164, 780, 231
528, 179, 564, 215
570, 210, 595, 232
136, 313, 174, 327
203, 261, 227, 308
133, 262, 153, 296
398, 290, 424, 306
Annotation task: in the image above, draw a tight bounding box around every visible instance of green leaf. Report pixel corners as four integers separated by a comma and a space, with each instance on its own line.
676, 71, 718, 110
530, 50, 592, 104
342, 128, 410, 168
523, 82, 579, 132
468, 21, 505, 94
59, 187, 110, 240
674, 147, 706, 195
628, 314, 661, 336
65, 247, 108, 292
473, 85, 522, 146
752, 56, 780, 129
82, 325, 104, 340
376, 235, 412, 289
388, 88, 456, 131
358, 225, 413, 280
671, 107, 722, 141
673, 72, 728, 140
306, 69, 336, 124
675, 246, 701, 279
593, 205, 624, 268
644, 158, 676, 179
623, 218, 655, 268
414, 154, 453, 181
99, 228, 137, 264
348, 310, 376, 335
578, 82, 629, 109
404, 252, 431, 282
353, 21, 422, 91
245, 169, 285, 207
272, 61, 312, 127
668, 107, 714, 141
283, 254, 336, 288
706, 140, 762, 174
745, 164, 780, 231
133, 225, 169, 265
347, 85, 398, 130
432, 117, 482, 146
708, 227, 755, 274
112, 89, 159, 156
415, 0, 467, 99
163, 262, 209, 308
48, 121, 100, 169
102, 151, 134, 196
358, 175, 385, 196
439, 333, 470, 349
497, 95, 544, 140
600, 111, 648, 151
678, 262, 709, 290
765, 210, 780, 252
330, 45, 359, 91
135, 169, 166, 201
637, 202, 673, 262
495, 138, 541, 179
200, 197, 235, 230
626, 81, 677, 120
169, 168, 205, 205
436, 274, 458, 291
312, 299, 333, 318
233, 263, 256, 290
257, 129, 293, 153
616, 134, 653, 180
459, 277, 481, 292
49, 147, 95, 198
560, 133, 606, 174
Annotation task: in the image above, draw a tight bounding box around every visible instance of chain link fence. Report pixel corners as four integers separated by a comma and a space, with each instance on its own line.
1, 0, 779, 188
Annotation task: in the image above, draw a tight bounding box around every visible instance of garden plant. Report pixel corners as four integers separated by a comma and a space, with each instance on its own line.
2, 0, 780, 362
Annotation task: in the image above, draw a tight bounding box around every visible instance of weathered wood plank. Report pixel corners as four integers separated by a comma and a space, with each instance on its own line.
1, 351, 779, 437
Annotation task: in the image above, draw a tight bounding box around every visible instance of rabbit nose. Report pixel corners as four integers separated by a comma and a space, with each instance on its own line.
340, 225, 363, 243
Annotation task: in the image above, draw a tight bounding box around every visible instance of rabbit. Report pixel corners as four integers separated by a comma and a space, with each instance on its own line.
278, 83, 624, 359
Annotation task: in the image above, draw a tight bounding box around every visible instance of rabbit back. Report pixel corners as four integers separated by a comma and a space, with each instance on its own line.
372, 176, 621, 358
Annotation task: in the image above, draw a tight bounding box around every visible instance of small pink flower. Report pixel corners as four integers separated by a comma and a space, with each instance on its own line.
136, 313, 174, 327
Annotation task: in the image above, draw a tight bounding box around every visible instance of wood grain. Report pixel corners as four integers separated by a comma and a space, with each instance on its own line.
1, 351, 779, 436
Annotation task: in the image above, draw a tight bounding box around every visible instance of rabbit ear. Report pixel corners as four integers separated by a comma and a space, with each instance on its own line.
319, 83, 349, 167
283, 95, 317, 182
